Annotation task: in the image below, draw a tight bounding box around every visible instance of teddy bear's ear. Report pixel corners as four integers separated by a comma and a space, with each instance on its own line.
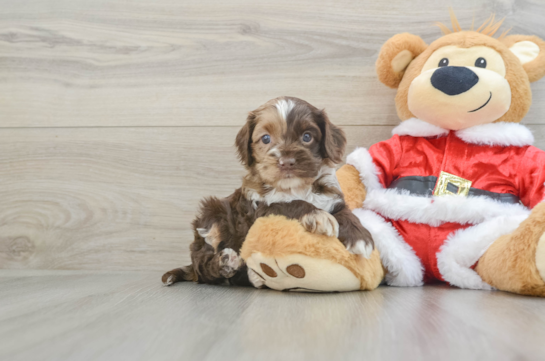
502, 35, 545, 83
376, 33, 428, 89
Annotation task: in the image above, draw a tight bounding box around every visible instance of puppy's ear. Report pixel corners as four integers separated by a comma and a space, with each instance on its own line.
235, 112, 257, 167
318, 110, 346, 164
502, 35, 545, 83
376, 33, 428, 88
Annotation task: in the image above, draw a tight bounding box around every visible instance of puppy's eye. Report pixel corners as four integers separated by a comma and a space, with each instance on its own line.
438, 58, 449, 67
261, 134, 271, 144
302, 133, 312, 143
475, 57, 487, 68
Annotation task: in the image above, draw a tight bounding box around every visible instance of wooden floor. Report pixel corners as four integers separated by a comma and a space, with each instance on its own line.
1, 270, 545, 361
2, 1, 545, 360
1, 0, 545, 271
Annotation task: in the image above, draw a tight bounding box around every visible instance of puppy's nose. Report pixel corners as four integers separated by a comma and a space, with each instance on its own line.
431, 66, 479, 96
278, 157, 296, 170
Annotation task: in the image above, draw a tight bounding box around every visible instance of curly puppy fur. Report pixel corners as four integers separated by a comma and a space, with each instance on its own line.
162, 97, 373, 286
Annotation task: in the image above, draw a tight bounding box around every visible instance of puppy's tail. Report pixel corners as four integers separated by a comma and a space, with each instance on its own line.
162, 265, 197, 286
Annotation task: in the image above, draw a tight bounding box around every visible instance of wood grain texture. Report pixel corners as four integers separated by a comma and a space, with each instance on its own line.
1, 125, 544, 271
1, 270, 545, 361
1, 0, 545, 272
0, 125, 393, 270
0, 0, 544, 127
3, 2, 545, 359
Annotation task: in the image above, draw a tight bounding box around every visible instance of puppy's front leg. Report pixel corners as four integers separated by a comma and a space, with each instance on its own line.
191, 225, 244, 284
196, 226, 244, 278
218, 248, 244, 278
190, 246, 244, 283
300, 210, 339, 238
332, 204, 374, 258
257, 201, 339, 237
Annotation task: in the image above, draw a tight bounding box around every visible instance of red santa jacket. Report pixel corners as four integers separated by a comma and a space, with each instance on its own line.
348, 118, 545, 226
346, 118, 545, 289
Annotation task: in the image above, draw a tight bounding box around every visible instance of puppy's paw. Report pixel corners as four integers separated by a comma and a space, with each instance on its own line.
161, 265, 195, 286
301, 210, 339, 238
162, 274, 175, 286
219, 248, 243, 278
339, 220, 374, 259
248, 268, 266, 289
346, 240, 374, 259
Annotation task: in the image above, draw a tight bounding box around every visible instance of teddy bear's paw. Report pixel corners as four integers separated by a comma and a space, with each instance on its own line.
248, 268, 266, 288
301, 210, 339, 238
245, 252, 360, 292
219, 248, 243, 278
536, 232, 545, 283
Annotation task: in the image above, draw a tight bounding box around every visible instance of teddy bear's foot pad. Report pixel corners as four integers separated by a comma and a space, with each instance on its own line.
246, 252, 360, 292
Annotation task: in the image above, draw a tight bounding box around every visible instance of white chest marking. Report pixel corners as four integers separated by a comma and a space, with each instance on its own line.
246, 167, 342, 212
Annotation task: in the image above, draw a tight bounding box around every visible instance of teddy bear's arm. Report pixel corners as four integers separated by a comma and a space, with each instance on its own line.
338, 137, 403, 211
518, 146, 545, 208
337, 164, 367, 211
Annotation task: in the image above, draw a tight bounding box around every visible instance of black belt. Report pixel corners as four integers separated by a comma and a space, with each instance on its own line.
389, 176, 521, 204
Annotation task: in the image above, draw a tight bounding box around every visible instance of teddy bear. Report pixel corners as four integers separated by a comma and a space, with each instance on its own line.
240, 13, 545, 296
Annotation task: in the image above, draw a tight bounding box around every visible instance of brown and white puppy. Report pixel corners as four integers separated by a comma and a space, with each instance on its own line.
162, 97, 374, 288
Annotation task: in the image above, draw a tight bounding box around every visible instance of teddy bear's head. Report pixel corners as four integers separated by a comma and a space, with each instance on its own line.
376, 13, 545, 130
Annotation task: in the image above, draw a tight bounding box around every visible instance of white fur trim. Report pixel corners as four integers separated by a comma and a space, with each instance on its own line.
455, 122, 534, 147
353, 208, 424, 287
364, 188, 531, 226
437, 215, 528, 290
345, 148, 383, 191
391, 118, 534, 147
392, 118, 449, 138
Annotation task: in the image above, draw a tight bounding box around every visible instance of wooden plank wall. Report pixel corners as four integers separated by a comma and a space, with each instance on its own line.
1, 0, 544, 271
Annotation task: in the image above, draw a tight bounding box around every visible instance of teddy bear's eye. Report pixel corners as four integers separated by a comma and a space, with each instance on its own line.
475, 57, 487, 68
261, 134, 271, 144
438, 58, 449, 67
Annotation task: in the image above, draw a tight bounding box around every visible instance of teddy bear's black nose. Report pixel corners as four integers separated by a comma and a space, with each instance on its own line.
431, 66, 479, 96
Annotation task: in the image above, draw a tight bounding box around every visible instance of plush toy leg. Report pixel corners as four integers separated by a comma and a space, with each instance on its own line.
476, 202, 545, 297
241, 215, 384, 292
246, 252, 362, 292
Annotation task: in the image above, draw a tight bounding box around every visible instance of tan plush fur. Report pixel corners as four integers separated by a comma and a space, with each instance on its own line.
241, 215, 384, 290
391, 31, 534, 124
502, 35, 545, 83
476, 202, 545, 297
376, 12, 545, 124
376, 33, 428, 89
373, 14, 545, 296
242, 13, 545, 295
337, 164, 367, 211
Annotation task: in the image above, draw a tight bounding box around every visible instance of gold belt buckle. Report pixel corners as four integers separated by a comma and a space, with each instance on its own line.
433, 171, 472, 197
